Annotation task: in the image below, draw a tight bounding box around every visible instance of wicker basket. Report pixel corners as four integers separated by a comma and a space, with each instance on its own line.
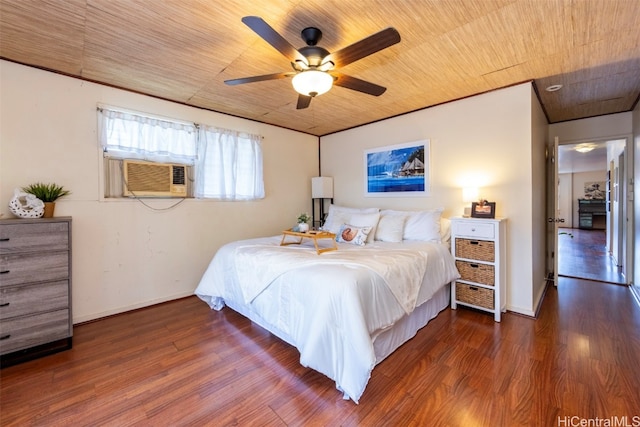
455, 260, 495, 286
455, 282, 494, 309
455, 238, 495, 262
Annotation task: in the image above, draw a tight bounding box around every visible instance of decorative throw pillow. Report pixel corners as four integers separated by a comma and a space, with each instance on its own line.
336, 223, 372, 246
375, 214, 406, 242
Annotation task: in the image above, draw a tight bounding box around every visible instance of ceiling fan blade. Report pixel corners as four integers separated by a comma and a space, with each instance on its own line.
296, 94, 312, 109
332, 73, 387, 96
225, 72, 295, 86
242, 16, 308, 67
323, 27, 400, 68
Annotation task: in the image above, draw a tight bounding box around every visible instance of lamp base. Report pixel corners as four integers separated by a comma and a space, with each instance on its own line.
463, 207, 471, 218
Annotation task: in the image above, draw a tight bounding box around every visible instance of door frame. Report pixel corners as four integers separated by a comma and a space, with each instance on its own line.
553, 137, 559, 285
549, 134, 633, 286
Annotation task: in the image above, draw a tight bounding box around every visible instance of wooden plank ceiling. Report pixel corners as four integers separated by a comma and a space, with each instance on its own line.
1, 0, 639, 136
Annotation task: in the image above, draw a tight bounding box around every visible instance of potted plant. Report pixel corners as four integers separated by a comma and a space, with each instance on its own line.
22, 182, 70, 218
297, 212, 311, 233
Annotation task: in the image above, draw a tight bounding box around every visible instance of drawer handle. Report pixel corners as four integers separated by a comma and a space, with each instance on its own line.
469, 241, 479, 245
0, 334, 10, 340
0, 302, 9, 307
0, 270, 9, 275
469, 263, 479, 269
469, 286, 479, 291
0, 238, 9, 242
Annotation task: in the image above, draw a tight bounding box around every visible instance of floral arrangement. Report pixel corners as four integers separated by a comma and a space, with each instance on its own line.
297, 212, 311, 224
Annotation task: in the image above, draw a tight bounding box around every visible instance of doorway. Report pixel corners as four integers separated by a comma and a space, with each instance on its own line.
556, 139, 626, 285
558, 228, 624, 283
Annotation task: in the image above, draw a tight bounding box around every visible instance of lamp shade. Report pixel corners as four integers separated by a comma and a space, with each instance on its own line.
312, 177, 333, 198
292, 70, 333, 97
462, 187, 479, 202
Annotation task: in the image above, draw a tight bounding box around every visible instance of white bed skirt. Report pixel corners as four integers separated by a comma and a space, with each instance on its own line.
373, 283, 450, 364
224, 283, 450, 368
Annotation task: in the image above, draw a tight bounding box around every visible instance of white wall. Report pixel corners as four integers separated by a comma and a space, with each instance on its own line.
0, 60, 318, 322
550, 113, 633, 142
320, 83, 543, 316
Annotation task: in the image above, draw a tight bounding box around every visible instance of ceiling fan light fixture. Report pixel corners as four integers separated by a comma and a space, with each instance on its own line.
292, 70, 333, 97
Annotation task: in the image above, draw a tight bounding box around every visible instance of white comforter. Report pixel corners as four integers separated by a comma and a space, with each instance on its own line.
195, 236, 460, 403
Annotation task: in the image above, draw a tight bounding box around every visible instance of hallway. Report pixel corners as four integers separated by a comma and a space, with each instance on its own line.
558, 227, 625, 284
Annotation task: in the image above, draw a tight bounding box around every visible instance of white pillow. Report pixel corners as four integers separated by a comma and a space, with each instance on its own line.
348, 212, 380, 243
380, 208, 444, 242
323, 205, 379, 234
375, 214, 406, 242
323, 210, 351, 234
404, 208, 443, 241
336, 223, 371, 246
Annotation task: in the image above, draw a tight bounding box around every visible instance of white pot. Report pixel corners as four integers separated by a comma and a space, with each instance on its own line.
298, 223, 309, 232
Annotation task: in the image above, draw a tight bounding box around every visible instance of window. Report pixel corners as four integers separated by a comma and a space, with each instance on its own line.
98, 107, 197, 164
98, 106, 264, 200
196, 125, 264, 200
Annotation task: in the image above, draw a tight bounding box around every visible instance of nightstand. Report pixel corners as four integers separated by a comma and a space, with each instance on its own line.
450, 217, 506, 322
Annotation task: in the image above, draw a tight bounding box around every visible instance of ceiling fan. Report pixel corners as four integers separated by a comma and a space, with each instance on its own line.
224, 16, 401, 109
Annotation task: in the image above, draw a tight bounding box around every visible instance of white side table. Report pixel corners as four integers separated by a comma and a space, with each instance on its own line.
450, 217, 507, 322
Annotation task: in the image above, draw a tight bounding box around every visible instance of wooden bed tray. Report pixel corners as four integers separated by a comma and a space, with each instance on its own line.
280, 229, 338, 254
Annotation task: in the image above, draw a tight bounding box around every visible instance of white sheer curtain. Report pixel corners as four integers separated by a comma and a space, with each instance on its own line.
97, 107, 197, 163
195, 126, 264, 200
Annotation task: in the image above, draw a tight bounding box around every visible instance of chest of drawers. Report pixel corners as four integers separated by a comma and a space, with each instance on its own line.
0, 217, 72, 365
450, 217, 506, 322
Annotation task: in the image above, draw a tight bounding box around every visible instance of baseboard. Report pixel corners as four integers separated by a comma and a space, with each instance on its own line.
505, 278, 550, 319
505, 305, 536, 318
532, 278, 550, 318
631, 285, 640, 308
73, 291, 195, 324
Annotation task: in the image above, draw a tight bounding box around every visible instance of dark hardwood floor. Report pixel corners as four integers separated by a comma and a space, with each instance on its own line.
2, 279, 640, 426
558, 227, 625, 284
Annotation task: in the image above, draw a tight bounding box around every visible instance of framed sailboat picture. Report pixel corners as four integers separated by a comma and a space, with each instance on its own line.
364, 140, 430, 197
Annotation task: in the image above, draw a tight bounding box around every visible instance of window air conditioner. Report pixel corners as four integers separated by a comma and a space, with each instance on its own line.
123, 160, 187, 197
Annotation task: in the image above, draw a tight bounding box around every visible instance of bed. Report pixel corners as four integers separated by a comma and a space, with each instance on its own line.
194, 206, 460, 403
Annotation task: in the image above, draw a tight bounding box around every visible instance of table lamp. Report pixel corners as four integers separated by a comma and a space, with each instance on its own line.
462, 187, 478, 217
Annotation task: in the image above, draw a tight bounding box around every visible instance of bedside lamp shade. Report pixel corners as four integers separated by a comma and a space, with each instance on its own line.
462, 187, 478, 217
462, 187, 479, 203
312, 177, 333, 199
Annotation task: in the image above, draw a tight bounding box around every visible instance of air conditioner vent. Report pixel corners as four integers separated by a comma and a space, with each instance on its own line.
123, 160, 187, 197
172, 165, 186, 185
